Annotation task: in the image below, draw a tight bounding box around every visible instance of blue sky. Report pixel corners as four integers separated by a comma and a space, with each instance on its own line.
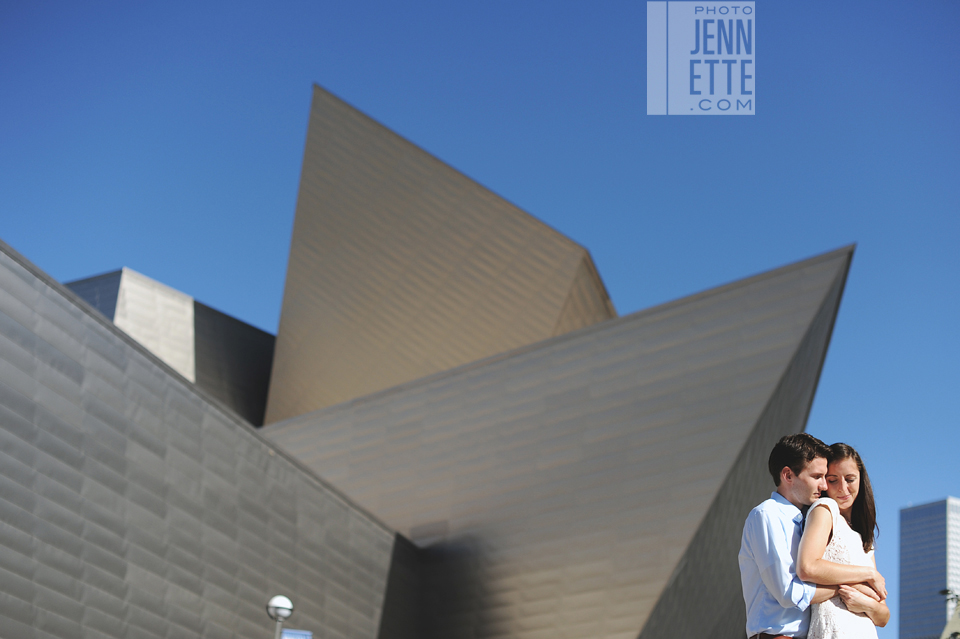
1, 2, 957, 635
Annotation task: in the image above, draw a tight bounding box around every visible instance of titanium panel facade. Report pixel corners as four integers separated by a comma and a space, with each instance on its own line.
0, 239, 400, 639
64, 270, 123, 321
193, 301, 275, 427
264, 247, 853, 639
639, 258, 848, 638
265, 85, 615, 423
901, 497, 960, 639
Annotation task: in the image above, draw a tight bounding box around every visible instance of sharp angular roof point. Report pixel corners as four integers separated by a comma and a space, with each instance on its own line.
265, 85, 616, 423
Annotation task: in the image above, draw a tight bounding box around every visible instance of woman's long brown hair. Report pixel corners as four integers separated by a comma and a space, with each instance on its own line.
829, 442, 878, 552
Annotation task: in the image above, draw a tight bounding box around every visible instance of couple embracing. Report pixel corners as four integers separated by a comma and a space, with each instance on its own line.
739, 433, 890, 639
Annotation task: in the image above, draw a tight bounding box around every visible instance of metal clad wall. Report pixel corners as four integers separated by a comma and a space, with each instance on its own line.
264, 248, 853, 639
265, 85, 615, 423
193, 301, 275, 427
375, 534, 424, 639
65, 270, 123, 321
552, 257, 616, 337
0, 240, 397, 639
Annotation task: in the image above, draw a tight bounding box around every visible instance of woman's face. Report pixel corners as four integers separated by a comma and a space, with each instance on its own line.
826, 457, 860, 515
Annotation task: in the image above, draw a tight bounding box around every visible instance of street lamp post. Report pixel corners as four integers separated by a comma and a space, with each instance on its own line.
266, 595, 294, 639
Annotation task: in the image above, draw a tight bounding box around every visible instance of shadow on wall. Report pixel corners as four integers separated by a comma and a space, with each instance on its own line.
379, 534, 495, 639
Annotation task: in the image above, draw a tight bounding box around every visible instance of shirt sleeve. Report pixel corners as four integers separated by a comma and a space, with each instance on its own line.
745, 508, 817, 611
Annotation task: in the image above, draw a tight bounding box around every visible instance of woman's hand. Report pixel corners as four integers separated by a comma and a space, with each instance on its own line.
865, 569, 886, 600
839, 585, 890, 627
848, 583, 881, 601
839, 585, 875, 612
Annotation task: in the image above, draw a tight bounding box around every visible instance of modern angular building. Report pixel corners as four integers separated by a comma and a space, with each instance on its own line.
900, 497, 960, 639
0, 85, 853, 638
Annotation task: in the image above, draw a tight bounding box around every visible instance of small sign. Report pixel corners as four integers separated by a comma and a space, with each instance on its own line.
647, 2, 755, 115
281, 630, 312, 639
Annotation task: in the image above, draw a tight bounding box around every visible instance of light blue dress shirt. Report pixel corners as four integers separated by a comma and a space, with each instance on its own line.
739, 491, 817, 638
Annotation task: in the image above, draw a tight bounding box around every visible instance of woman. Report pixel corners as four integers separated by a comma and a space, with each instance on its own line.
798, 443, 890, 638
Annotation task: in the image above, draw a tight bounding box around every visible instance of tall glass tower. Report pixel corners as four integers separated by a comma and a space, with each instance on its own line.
900, 497, 960, 639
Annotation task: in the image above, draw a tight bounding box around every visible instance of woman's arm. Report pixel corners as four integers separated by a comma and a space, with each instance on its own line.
839, 585, 890, 627
797, 504, 887, 598
842, 552, 891, 627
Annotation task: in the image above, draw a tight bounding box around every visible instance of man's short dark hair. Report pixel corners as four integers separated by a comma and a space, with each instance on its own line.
768, 433, 831, 486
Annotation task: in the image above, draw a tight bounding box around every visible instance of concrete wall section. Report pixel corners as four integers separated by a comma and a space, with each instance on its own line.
0, 239, 398, 639
113, 267, 196, 383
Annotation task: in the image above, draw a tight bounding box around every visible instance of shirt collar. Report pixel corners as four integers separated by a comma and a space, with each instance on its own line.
770, 491, 805, 526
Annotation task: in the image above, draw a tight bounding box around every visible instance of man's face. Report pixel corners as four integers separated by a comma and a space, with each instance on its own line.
783, 457, 828, 507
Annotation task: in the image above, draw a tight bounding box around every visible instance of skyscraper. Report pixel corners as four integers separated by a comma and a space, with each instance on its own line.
901, 497, 960, 639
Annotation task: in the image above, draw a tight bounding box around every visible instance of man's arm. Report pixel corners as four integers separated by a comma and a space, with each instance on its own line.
746, 510, 816, 611
811, 584, 882, 605
810, 585, 839, 604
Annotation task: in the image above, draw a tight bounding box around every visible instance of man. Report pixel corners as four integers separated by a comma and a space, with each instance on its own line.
738, 434, 882, 639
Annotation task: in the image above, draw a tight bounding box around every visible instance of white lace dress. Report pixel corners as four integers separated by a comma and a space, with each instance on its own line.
805, 497, 879, 639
